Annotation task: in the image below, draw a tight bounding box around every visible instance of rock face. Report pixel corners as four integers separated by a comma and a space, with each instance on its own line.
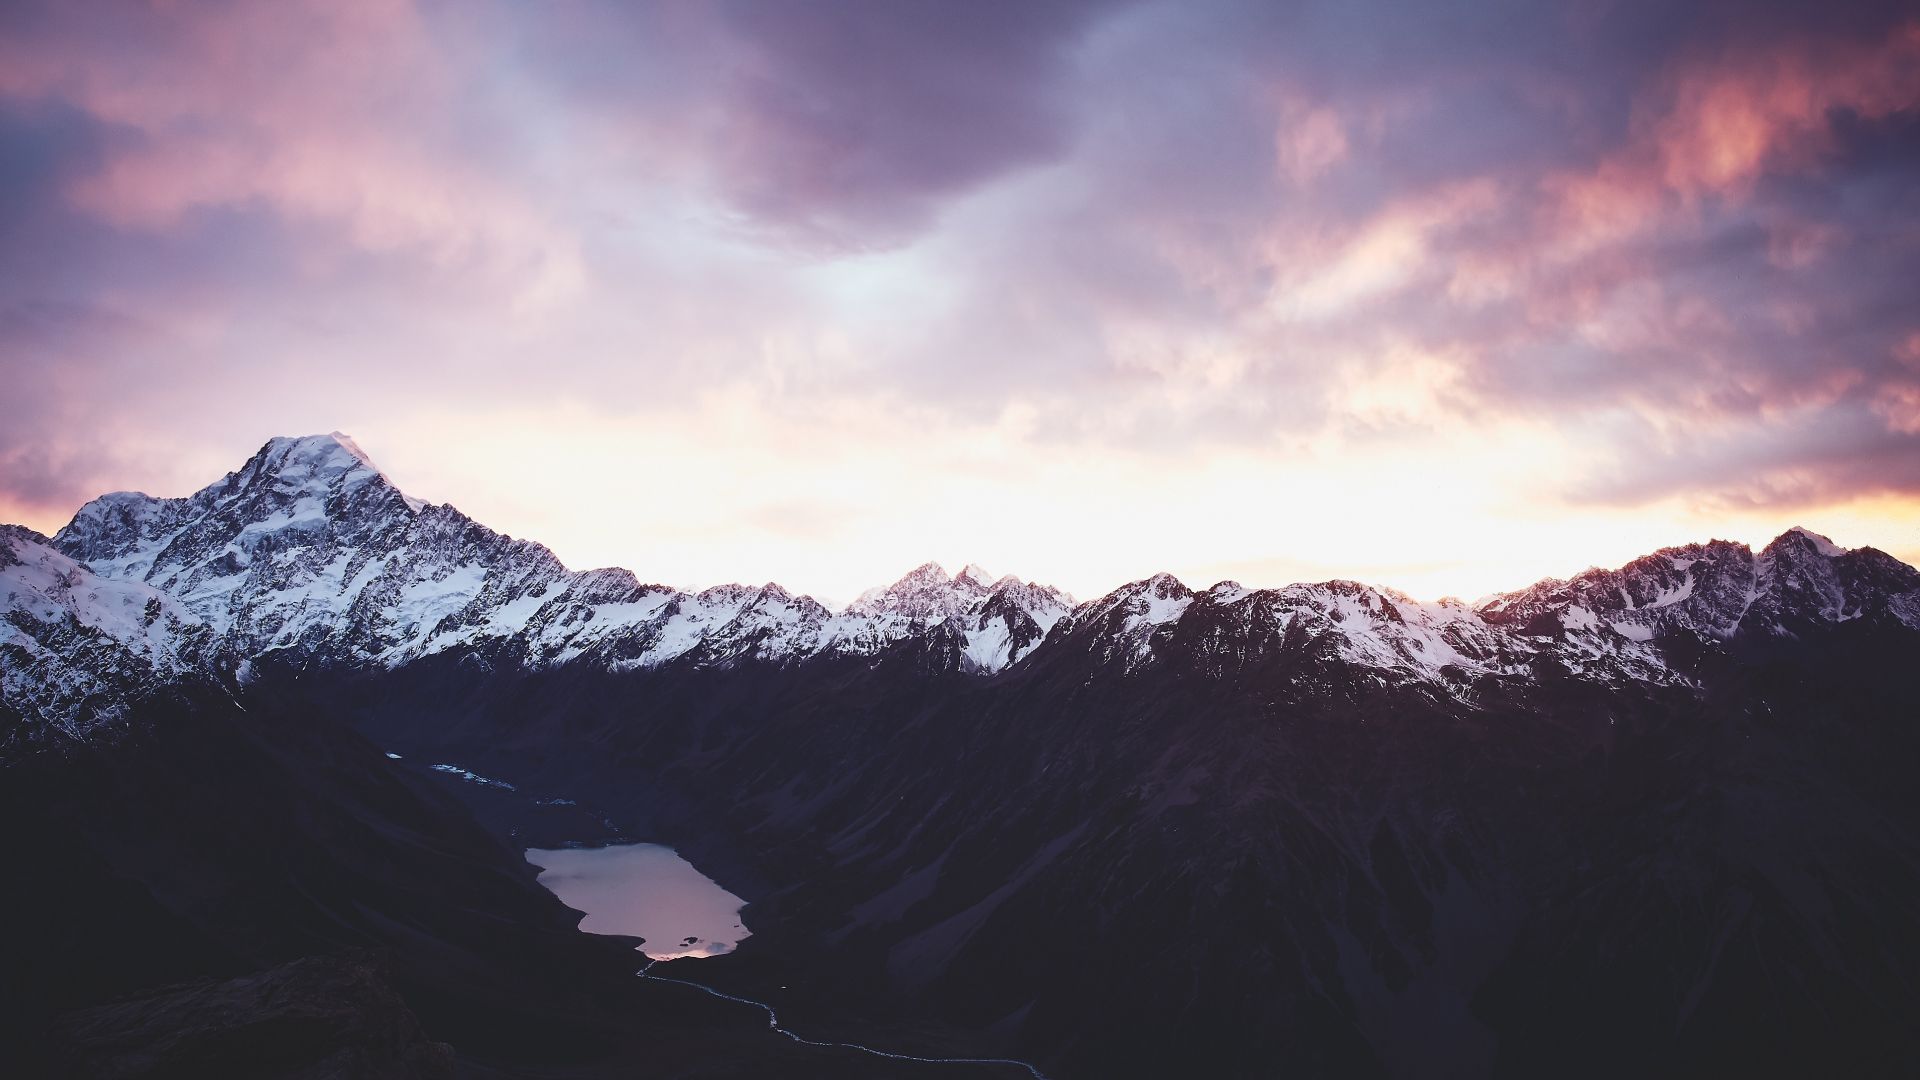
16, 432, 1920, 1079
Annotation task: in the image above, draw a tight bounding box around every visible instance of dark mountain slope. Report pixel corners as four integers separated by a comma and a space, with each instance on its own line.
0, 531, 983, 1077
295, 588, 1920, 1079
25, 436, 1920, 1077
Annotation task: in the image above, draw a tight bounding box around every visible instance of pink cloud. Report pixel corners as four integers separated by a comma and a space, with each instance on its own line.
1537, 22, 1920, 258
1648, 22, 1920, 198
0, 0, 582, 305
1274, 102, 1351, 186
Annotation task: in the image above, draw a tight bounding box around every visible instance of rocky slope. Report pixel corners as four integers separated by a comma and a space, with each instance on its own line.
328, 564, 1920, 1078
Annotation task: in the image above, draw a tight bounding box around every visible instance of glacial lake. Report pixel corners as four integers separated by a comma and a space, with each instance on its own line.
527, 843, 751, 960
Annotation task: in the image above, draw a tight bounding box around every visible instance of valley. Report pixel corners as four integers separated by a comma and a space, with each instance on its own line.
6, 433, 1920, 1077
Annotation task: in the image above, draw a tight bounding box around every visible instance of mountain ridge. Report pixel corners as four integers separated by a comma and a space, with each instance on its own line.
10, 433, 1920, 1078
33, 433, 1920, 700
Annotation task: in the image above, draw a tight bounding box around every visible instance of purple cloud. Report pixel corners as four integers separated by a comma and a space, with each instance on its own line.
2, 0, 1919, 556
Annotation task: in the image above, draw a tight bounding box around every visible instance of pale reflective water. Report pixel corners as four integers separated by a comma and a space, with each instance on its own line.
527, 842, 750, 960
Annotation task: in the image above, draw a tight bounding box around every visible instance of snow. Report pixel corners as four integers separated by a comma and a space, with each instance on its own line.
323, 431, 379, 471
1207, 581, 1250, 604
1610, 621, 1655, 642
963, 619, 1013, 672
958, 563, 997, 588
1111, 575, 1192, 629
1785, 526, 1845, 557
429, 763, 516, 789
0, 528, 209, 734
0, 534, 197, 668
845, 561, 1002, 622
1646, 575, 1695, 608
1560, 605, 1600, 632
1138, 591, 1191, 625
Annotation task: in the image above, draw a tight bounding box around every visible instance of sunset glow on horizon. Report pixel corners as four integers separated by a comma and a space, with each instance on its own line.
4, 1, 1919, 603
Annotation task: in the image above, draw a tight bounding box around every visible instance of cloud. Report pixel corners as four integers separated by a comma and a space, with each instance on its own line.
701, 0, 1122, 248
3, 0, 1920, 588
480, 0, 1125, 252
0, 0, 584, 308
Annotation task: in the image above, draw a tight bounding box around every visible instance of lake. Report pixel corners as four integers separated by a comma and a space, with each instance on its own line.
527, 842, 751, 961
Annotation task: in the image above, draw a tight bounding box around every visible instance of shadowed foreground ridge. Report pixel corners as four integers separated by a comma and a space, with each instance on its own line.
5, 435, 1920, 1078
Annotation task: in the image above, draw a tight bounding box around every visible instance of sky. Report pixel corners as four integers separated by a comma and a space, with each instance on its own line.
2, 0, 1918, 604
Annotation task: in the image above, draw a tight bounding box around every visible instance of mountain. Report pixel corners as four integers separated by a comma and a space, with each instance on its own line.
16, 432, 1920, 1078
58, 436, 1920, 697
0, 519, 985, 1077
1480, 526, 1920, 642
52, 433, 1073, 675
2, 524, 220, 739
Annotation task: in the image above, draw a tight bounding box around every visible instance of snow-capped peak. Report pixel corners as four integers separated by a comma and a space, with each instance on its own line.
1771, 525, 1846, 559
1206, 580, 1250, 603
281, 431, 378, 470
249, 432, 423, 512
256, 431, 379, 480
1085, 573, 1193, 627
847, 561, 993, 620
958, 563, 998, 588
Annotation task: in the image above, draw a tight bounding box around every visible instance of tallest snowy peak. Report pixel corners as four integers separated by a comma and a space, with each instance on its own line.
849, 560, 988, 619
242, 432, 422, 511
958, 563, 998, 588
266, 431, 379, 470
255, 432, 381, 477
1771, 526, 1845, 558
899, 561, 949, 584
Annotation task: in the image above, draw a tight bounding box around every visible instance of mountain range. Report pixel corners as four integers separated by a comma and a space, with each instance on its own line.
6, 432, 1920, 1078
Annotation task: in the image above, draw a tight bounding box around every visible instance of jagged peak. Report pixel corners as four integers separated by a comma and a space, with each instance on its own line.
902, 560, 949, 581
696, 583, 759, 605
1, 522, 54, 548
957, 563, 998, 588
1768, 525, 1846, 558
240, 432, 423, 511
1205, 580, 1250, 603
76, 489, 156, 510
1078, 572, 1186, 618
246, 432, 373, 480
847, 560, 989, 618
1135, 571, 1191, 598
990, 575, 1064, 601
261, 430, 379, 469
